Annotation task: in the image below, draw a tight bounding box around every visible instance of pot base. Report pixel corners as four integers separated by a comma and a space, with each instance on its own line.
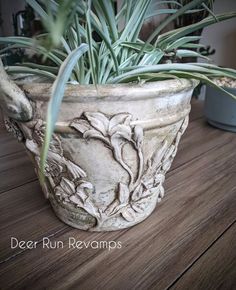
50, 192, 159, 231
207, 119, 236, 133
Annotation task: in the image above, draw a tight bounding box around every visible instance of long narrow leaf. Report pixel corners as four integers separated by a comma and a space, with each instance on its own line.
5, 66, 56, 79
166, 36, 201, 51
86, 1, 97, 85
40, 43, 89, 181
158, 12, 236, 45
168, 70, 236, 100
136, 0, 205, 61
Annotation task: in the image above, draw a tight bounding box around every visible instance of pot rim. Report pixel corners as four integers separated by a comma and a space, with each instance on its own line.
20, 78, 199, 103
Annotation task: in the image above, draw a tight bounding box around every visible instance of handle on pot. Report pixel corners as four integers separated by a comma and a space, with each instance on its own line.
0, 59, 33, 122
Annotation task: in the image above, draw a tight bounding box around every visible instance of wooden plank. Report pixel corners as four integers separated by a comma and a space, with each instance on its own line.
0, 133, 24, 158
0, 151, 36, 193
0, 181, 48, 229
170, 222, 236, 290
171, 118, 235, 171
0, 112, 24, 157
0, 136, 235, 290
189, 99, 204, 122
0, 181, 67, 261
55, 143, 236, 290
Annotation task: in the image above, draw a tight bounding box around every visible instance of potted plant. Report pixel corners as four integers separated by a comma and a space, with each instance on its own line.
0, 0, 235, 231
204, 77, 236, 132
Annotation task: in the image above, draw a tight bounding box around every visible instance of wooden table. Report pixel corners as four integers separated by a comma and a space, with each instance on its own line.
0, 101, 235, 290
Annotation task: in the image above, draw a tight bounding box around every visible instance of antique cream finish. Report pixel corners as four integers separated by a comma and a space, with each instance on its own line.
0, 75, 198, 231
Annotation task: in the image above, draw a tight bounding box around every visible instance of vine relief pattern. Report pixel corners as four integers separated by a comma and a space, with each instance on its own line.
4, 112, 188, 230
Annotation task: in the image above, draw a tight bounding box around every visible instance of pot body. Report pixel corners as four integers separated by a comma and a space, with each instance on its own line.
2, 79, 197, 231
204, 86, 236, 133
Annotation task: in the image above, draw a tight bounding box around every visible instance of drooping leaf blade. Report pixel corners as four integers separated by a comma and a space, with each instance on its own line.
40, 43, 89, 181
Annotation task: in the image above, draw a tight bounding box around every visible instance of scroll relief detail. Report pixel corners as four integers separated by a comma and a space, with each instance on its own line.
4, 112, 188, 229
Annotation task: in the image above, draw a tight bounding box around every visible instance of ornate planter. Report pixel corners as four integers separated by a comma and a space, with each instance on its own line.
0, 76, 198, 231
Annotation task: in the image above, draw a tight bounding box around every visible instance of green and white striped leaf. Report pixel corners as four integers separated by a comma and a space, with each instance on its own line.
40, 43, 89, 181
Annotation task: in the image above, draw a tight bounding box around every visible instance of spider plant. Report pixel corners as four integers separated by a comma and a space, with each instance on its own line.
1, 0, 236, 178
166, 0, 216, 61
168, 0, 215, 30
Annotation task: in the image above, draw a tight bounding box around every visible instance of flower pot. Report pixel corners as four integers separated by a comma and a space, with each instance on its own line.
1, 79, 198, 231
204, 85, 236, 133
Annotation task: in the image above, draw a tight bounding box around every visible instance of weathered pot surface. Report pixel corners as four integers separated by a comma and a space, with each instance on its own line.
0, 78, 198, 231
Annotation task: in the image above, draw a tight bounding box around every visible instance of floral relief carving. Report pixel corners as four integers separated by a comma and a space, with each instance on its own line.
67, 112, 188, 228
20, 120, 87, 199
5, 111, 188, 230
70, 112, 144, 187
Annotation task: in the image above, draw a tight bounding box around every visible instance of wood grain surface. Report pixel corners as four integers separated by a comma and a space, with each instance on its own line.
0, 101, 235, 290
170, 222, 236, 290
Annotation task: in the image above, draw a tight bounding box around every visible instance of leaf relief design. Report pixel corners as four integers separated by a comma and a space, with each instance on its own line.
70, 112, 143, 187
17, 112, 188, 229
